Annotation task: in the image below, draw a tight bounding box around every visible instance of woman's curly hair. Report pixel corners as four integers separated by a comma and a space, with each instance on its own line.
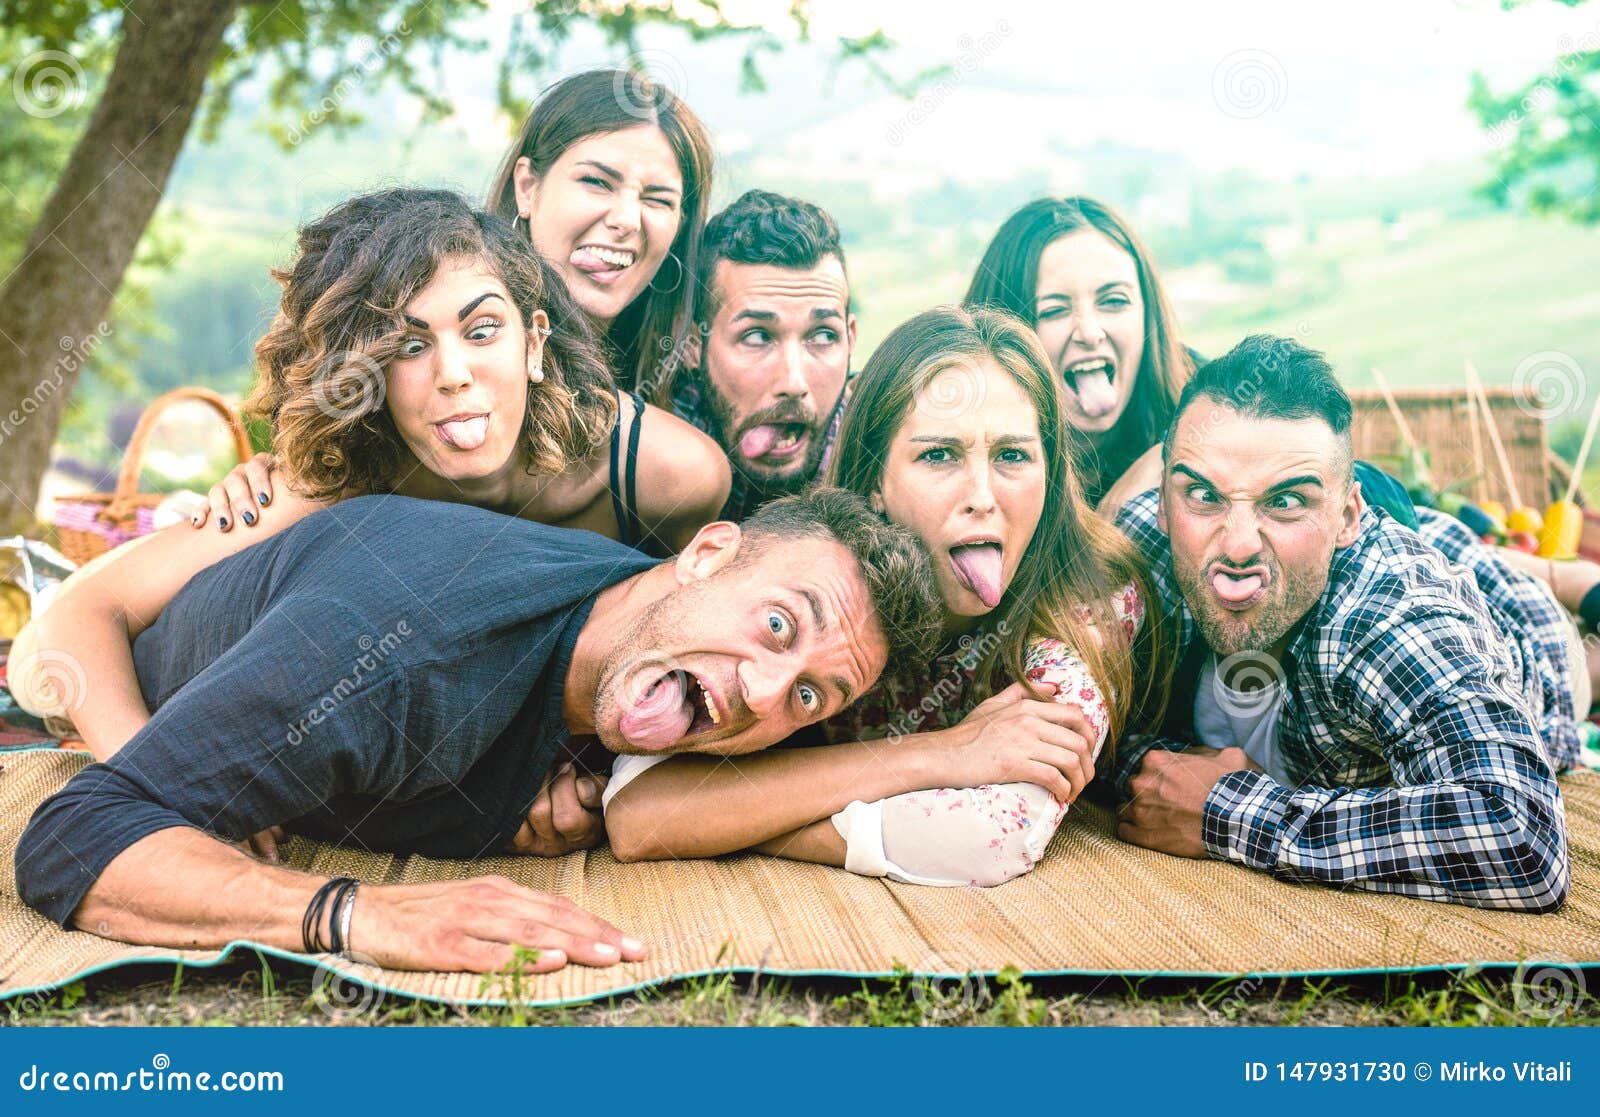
248, 188, 617, 500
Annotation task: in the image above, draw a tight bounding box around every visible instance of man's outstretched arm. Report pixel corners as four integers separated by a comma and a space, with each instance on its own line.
70, 827, 643, 973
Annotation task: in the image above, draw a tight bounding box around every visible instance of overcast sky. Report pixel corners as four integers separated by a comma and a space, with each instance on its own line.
444, 0, 1600, 184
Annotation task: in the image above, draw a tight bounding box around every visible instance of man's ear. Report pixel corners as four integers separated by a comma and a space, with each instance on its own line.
512, 156, 539, 221
674, 520, 743, 584
846, 312, 859, 354
1335, 478, 1365, 549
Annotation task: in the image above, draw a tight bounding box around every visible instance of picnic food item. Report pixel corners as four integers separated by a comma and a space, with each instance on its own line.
1506, 507, 1544, 534
0, 582, 27, 640
51, 386, 252, 565
1478, 499, 1507, 524
0, 537, 73, 641
1539, 391, 1600, 559
1505, 530, 1540, 554
1455, 502, 1501, 540
1539, 500, 1584, 559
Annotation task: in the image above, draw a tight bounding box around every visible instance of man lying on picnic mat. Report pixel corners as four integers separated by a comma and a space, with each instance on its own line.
13, 488, 945, 974
1113, 334, 1582, 913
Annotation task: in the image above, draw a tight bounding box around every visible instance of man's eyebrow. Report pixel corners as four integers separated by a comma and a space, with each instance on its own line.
1171, 463, 1216, 488
1264, 474, 1324, 494
810, 308, 843, 321
794, 588, 856, 707
457, 292, 504, 321
831, 674, 856, 709
732, 309, 778, 324
798, 588, 830, 633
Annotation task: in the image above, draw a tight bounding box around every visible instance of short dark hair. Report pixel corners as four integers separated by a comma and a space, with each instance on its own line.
696, 190, 848, 323
737, 486, 942, 679
1163, 334, 1354, 479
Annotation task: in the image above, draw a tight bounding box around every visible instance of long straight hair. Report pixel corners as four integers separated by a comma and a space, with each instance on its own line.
486, 68, 713, 403
829, 305, 1170, 746
964, 197, 1193, 503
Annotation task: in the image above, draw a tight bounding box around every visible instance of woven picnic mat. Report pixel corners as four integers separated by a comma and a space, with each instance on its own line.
3, 748, 1598, 1007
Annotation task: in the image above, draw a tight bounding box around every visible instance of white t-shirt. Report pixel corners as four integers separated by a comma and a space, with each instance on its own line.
1192, 654, 1290, 784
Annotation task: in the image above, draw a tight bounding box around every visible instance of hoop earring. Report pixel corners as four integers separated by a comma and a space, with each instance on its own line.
648, 251, 684, 295
514, 214, 530, 238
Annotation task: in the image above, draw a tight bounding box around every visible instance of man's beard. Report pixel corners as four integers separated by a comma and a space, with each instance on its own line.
699, 370, 831, 501
1176, 556, 1329, 659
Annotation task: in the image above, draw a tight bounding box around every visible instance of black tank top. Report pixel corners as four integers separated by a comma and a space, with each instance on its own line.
608, 390, 646, 550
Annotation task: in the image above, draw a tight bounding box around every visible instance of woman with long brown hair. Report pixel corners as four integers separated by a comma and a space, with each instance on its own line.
965, 196, 1197, 510
487, 67, 713, 402
602, 305, 1169, 885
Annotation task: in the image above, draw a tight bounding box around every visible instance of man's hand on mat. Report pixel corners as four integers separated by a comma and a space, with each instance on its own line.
236, 826, 287, 863
929, 681, 1097, 803
1117, 746, 1261, 858
355, 876, 647, 973
506, 763, 608, 856
192, 452, 277, 532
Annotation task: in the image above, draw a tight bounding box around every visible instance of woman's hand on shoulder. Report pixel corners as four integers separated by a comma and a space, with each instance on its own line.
191, 452, 278, 532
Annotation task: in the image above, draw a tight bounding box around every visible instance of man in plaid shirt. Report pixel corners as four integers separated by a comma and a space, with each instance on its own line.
1112, 334, 1576, 912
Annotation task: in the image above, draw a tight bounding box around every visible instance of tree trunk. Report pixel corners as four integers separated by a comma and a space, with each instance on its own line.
0, 0, 239, 534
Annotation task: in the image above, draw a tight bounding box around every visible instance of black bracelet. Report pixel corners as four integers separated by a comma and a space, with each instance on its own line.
302, 877, 356, 954
327, 878, 358, 955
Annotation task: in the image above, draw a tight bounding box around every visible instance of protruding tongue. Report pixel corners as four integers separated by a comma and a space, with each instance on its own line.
569, 247, 624, 275
438, 416, 488, 450
739, 424, 782, 459
1211, 570, 1263, 604
949, 544, 1005, 608
618, 672, 693, 752
1067, 368, 1118, 418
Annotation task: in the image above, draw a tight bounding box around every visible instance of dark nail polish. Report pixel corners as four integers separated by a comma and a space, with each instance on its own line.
242, 510, 255, 525
218, 516, 229, 529
258, 492, 270, 506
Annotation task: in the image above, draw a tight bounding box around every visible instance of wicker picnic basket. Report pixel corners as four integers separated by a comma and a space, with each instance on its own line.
1349, 383, 1600, 559
51, 386, 253, 566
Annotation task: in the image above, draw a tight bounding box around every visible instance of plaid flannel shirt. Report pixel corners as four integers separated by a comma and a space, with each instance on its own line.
1112, 489, 1572, 912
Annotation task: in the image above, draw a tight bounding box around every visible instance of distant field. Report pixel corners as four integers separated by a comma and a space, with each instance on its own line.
1183, 212, 1600, 445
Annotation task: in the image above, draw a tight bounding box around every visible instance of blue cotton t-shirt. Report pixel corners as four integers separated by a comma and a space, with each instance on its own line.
16, 495, 656, 927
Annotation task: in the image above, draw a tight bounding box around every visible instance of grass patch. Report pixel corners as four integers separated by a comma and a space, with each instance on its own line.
6, 957, 1597, 1028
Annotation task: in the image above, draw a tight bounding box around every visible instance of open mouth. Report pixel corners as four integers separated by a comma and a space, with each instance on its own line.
1062, 358, 1119, 420
1209, 566, 1268, 611
432, 413, 489, 450
739, 422, 810, 463
569, 244, 637, 285
618, 668, 723, 752
948, 540, 1005, 608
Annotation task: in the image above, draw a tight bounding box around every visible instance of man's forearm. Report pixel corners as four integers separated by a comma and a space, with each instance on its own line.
606, 735, 943, 861
74, 827, 326, 950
